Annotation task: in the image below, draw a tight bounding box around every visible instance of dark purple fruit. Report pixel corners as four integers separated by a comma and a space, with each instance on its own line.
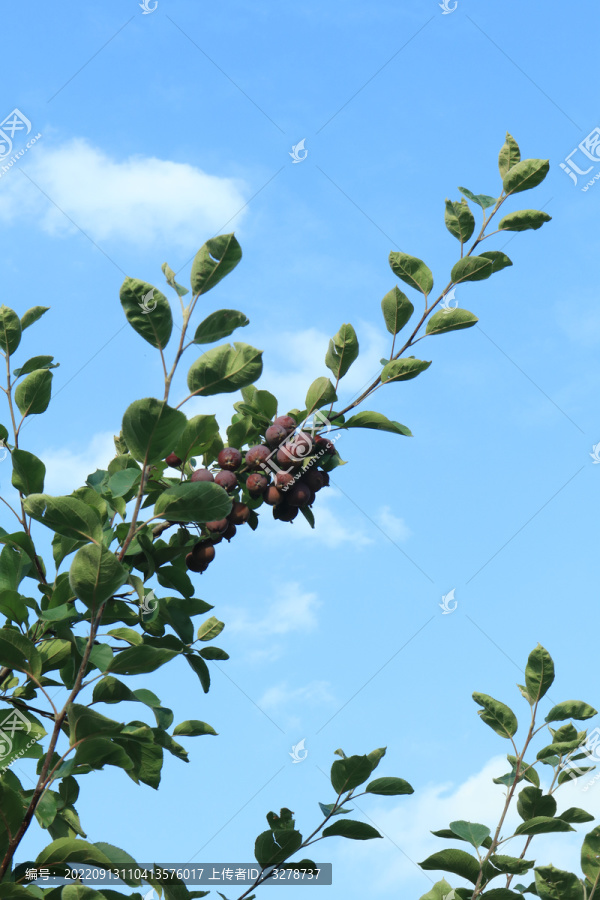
165, 452, 183, 468
302, 468, 325, 491
222, 521, 237, 541
215, 470, 238, 491
246, 472, 269, 496
276, 445, 302, 469
263, 485, 283, 506
273, 415, 297, 434
287, 483, 312, 507
192, 542, 215, 564
217, 447, 242, 471
273, 504, 298, 522
314, 436, 336, 455
245, 445, 271, 469
206, 518, 229, 534
186, 552, 208, 572
275, 472, 295, 489
319, 471, 330, 487
229, 501, 250, 525
191, 468, 214, 483
290, 432, 313, 459
265, 423, 288, 447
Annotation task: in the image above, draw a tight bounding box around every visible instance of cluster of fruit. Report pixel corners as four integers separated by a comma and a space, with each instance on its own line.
164, 414, 336, 573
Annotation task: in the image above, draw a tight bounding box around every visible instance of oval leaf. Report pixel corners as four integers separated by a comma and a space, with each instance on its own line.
14, 369, 53, 417
23, 495, 103, 543
69, 545, 129, 608
187, 343, 263, 397
472, 692, 518, 738
325, 323, 359, 380
451, 256, 494, 284
21, 306, 50, 331
478, 250, 513, 273
322, 819, 381, 840
426, 308, 478, 335
173, 720, 217, 736
545, 701, 598, 723
498, 132, 521, 178
119, 278, 172, 350
344, 411, 412, 436
444, 199, 475, 243
498, 210, 552, 232
0, 305, 22, 355
331, 755, 373, 794
11, 449, 46, 496
193, 309, 249, 344
122, 398, 187, 464
502, 158, 550, 195
514, 816, 574, 836
525, 644, 555, 703
154, 482, 231, 524
190, 234, 242, 296
108, 645, 179, 676
419, 849, 480, 885
449, 820, 490, 849
381, 286, 414, 335
381, 358, 431, 383
366, 776, 414, 796
389, 251, 434, 296
306, 376, 337, 413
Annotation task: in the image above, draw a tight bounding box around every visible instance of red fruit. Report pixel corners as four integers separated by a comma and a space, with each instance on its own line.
274, 415, 297, 434
265, 423, 288, 447
314, 436, 336, 455
165, 452, 183, 468
215, 470, 238, 491
206, 518, 229, 534
222, 521, 237, 541
275, 472, 295, 489
245, 445, 271, 470
275, 445, 302, 469
217, 447, 242, 471
273, 504, 298, 522
290, 432, 313, 459
191, 468, 214, 483
246, 472, 269, 496
186, 552, 208, 573
287, 483, 312, 507
192, 542, 215, 564
229, 501, 250, 525
263, 485, 283, 506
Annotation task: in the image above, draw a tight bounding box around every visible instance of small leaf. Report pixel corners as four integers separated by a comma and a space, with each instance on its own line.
119, 278, 172, 350
154, 482, 231, 524
525, 644, 555, 703
458, 186, 497, 210
331, 755, 373, 794
451, 256, 494, 284
514, 816, 574, 836
13, 355, 59, 378
419, 849, 481, 885
344, 411, 412, 436
545, 701, 597, 723
498, 132, 521, 178
318, 802, 353, 817
190, 234, 242, 296
381, 286, 414, 335
0, 305, 22, 355
187, 343, 263, 397
69, 544, 129, 608
381, 357, 431, 383
197, 616, 225, 642
173, 720, 217, 737
499, 210, 552, 232
322, 819, 382, 840
366, 777, 414, 796
478, 250, 513, 273
161, 261, 189, 297
325, 323, 359, 380
472, 692, 518, 738
558, 807, 594, 823
389, 251, 434, 296
11, 449, 45, 496
426, 308, 478, 335
502, 158, 550, 195
14, 369, 53, 417
24, 495, 103, 543
121, 398, 187, 464
21, 306, 50, 331
109, 645, 179, 676
306, 376, 337, 412
449, 820, 491, 849
193, 309, 249, 344
444, 198, 475, 243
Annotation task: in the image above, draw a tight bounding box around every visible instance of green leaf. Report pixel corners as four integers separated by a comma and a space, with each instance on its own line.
14, 369, 53, 417
478, 250, 513, 273
498, 210, 552, 232
318, 802, 353, 817
11, 449, 45, 495
68, 703, 123, 744
0, 590, 29, 625
366, 776, 414, 795
381, 286, 414, 335
254, 828, 303, 868
190, 233, 242, 295
0, 305, 22, 355
472, 692, 518, 738
331, 755, 373, 793
187, 343, 263, 397
322, 819, 381, 840
498, 132, 521, 178
445, 199, 475, 243
451, 256, 494, 284
416, 880, 455, 900
174, 415, 220, 462
581, 825, 600, 885
514, 816, 574, 836
305, 377, 337, 413
154, 481, 231, 524
487, 855, 535, 876
389, 251, 434, 296
344, 411, 412, 436
559, 807, 594, 823
419, 849, 481, 885
186, 653, 211, 693
517, 786, 557, 821
161, 261, 189, 297
503, 158, 550, 195
173, 720, 217, 736
106, 468, 140, 498
34, 791, 58, 828
23, 495, 103, 543
122, 398, 187, 464
325, 323, 359, 380
381, 357, 431, 383
426, 308, 478, 335
449, 820, 490, 848
458, 186, 497, 209
109, 645, 179, 676
35, 837, 113, 867
69, 545, 129, 608
197, 616, 225, 642
193, 309, 249, 344
0, 630, 41, 676
119, 278, 172, 350
545, 701, 597, 723
525, 644, 555, 703
20, 306, 50, 330
13, 355, 59, 378
534, 865, 584, 900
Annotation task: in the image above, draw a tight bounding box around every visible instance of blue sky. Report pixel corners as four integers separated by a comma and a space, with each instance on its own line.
1, 0, 600, 897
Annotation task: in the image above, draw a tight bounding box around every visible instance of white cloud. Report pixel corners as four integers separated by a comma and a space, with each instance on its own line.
0, 138, 248, 246
42, 431, 115, 495
376, 506, 412, 542
258, 680, 335, 711
225, 582, 320, 640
